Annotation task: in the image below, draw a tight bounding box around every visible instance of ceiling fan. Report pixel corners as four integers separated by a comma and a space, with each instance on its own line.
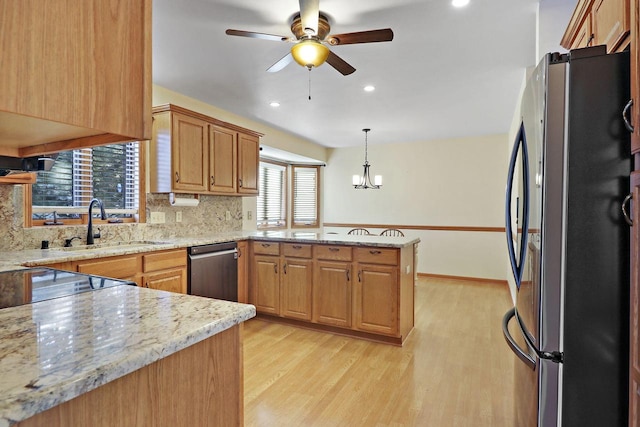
225, 0, 394, 76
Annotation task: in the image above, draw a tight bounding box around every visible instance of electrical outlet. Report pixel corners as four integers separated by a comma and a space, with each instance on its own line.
247, 210, 252, 220
175, 211, 182, 222
225, 210, 231, 221
150, 212, 165, 224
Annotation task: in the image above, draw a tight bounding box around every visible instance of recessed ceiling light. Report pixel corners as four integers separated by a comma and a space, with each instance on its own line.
270, 101, 280, 107
452, 0, 470, 7
364, 85, 375, 92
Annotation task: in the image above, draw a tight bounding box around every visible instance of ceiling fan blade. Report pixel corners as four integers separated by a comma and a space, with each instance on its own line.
327, 29, 394, 46
267, 53, 294, 73
326, 51, 355, 76
299, 0, 319, 35
226, 29, 289, 42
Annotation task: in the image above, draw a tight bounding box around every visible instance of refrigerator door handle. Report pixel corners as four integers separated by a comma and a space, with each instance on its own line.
505, 122, 530, 288
502, 307, 536, 370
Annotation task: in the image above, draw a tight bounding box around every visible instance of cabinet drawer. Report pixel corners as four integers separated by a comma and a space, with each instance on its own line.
76, 255, 139, 279
354, 247, 398, 265
283, 243, 312, 258
315, 245, 352, 261
253, 241, 281, 256
143, 249, 187, 273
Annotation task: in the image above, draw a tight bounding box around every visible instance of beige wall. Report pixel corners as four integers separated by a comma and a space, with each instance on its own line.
323, 134, 509, 280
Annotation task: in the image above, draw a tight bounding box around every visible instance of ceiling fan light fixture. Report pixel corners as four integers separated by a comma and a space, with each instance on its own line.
291, 39, 330, 68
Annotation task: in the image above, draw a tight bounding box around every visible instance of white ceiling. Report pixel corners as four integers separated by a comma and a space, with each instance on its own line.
153, 0, 571, 149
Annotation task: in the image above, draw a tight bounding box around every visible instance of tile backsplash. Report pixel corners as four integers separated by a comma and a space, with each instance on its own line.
0, 186, 242, 251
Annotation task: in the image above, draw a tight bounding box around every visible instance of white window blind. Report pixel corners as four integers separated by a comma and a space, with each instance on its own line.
32, 142, 140, 219
292, 166, 319, 227
257, 161, 286, 228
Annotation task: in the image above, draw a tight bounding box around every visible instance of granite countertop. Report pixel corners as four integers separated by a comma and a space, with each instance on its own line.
0, 231, 419, 272
0, 285, 256, 426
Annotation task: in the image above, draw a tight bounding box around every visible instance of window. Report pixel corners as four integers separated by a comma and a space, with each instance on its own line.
257, 161, 287, 228
31, 142, 140, 224
292, 165, 319, 227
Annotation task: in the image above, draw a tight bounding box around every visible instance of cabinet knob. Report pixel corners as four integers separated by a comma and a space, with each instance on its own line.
175, 171, 180, 183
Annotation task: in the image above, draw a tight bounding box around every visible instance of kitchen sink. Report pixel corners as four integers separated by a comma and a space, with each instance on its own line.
60, 240, 171, 252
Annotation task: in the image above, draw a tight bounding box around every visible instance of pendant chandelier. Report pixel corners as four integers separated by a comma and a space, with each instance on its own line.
352, 128, 382, 189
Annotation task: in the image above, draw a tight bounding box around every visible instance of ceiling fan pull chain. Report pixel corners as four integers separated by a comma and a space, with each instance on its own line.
308, 68, 312, 100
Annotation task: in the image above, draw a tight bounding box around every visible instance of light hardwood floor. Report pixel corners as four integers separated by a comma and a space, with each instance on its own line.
243, 277, 515, 426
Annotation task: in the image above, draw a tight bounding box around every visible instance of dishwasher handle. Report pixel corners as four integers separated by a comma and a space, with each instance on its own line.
189, 249, 238, 260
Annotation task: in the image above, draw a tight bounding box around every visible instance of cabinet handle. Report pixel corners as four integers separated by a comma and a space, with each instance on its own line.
283, 263, 287, 274
622, 193, 633, 226
211, 175, 215, 186
239, 178, 243, 187
261, 243, 271, 248
358, 270, 362, 282
329, 247, 340, 252
587, 33, 594, 47
274, 264, 278, 274
369, 250, 382, 255
238, 248, 242, 257
175, 171, 180, 183
346, 269, 350, 281
623, 99, 634, 133
145, 281, 149, 288
292, 245, 302, 249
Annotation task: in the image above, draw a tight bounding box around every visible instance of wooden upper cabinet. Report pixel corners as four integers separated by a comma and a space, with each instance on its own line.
0, 0, 152, 157
561, 0, 630, 53
210, 125, 238, 193
149, 104, 262, 196
592, 0, 630, 51
172, 113, 209, 193
238, 133, 260, 195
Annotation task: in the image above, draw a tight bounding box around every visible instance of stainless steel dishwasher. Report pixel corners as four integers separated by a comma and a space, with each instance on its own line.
188, 242, 238, 302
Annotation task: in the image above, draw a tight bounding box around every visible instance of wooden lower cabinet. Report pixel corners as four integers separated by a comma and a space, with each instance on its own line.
237, 240, 249, 303
253, 255, 280, 315
37, 249, 187, 294
354, 263, 398, 335
249, 240, 415, 345
280, 258, 313, 321
312, 260, 352, 328
630, 172, 640, 426
143, 268, 185, 294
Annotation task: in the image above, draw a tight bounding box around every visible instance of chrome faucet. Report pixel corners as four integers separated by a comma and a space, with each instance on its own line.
87, 198, 106, 245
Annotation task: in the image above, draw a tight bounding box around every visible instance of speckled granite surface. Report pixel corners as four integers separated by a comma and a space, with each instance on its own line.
0, 285, 255, 426
0, 231, 419, 272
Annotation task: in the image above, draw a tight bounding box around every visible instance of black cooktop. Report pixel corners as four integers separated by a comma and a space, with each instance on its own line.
0, 268, 134, 309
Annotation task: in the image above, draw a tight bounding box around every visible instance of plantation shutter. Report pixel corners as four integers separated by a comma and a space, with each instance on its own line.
257, 161, 286, 227
292, 166, 318, 227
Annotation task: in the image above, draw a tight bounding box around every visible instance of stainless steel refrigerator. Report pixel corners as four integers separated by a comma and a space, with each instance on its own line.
502, 45, 630, 426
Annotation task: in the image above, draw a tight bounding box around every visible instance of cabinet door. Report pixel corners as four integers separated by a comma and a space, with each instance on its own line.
354, 264, 398, 336
571, 15, 593, 49
209, 125, 237, 193
237, 133, 259, 194
253, 255, 280, 315
172, 112, 209, 193
313, 260, 352, 328
592, 0, 630, 52
281, 258, 313, 321
143, 268, 186, 294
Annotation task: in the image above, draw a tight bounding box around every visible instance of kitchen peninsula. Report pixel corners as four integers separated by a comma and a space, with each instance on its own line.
0, 281, 255, 427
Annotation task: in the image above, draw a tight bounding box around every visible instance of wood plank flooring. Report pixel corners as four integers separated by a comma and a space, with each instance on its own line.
243, 277, 515, 426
